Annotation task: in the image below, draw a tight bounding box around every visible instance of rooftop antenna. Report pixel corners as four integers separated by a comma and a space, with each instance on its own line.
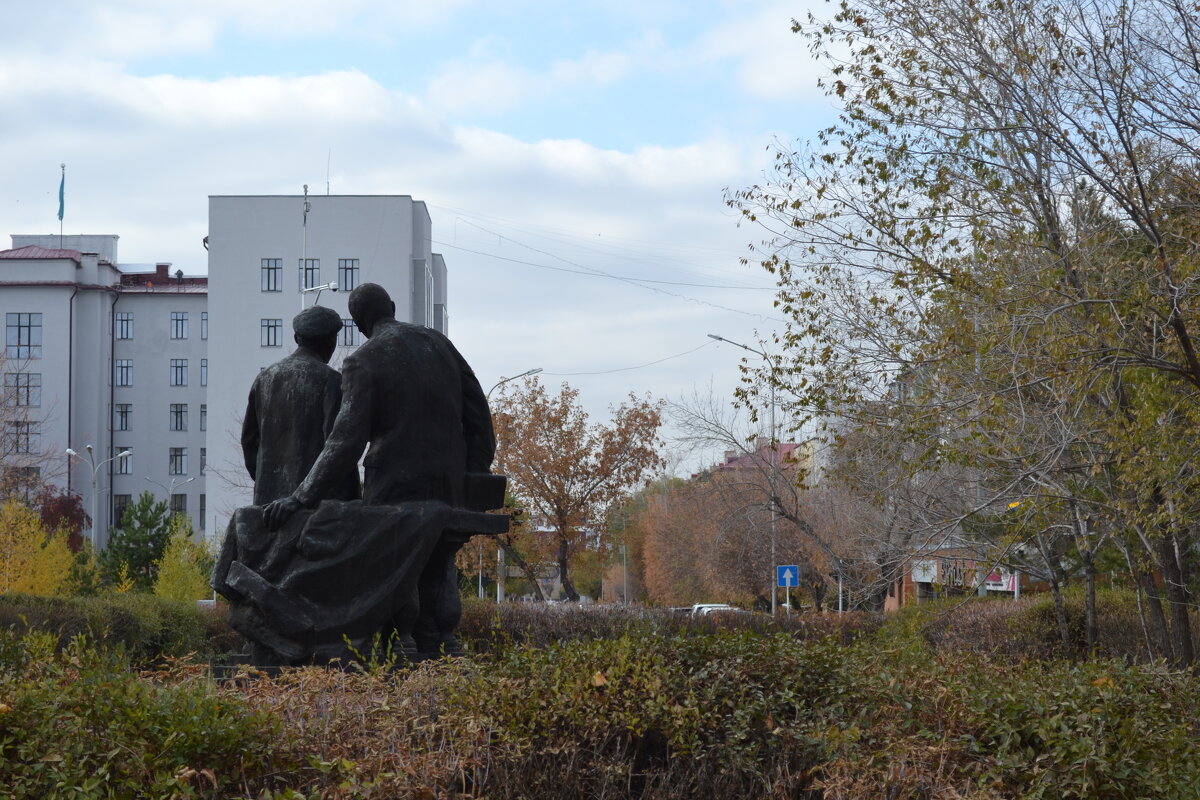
300, 184, 311, 310
326, 149, 331, 196
58, 163, 65, 249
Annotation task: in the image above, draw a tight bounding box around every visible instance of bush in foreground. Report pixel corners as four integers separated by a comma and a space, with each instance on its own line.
4, 599, 1199, 797
0, 632, 285, 798
0, 592, 240, 663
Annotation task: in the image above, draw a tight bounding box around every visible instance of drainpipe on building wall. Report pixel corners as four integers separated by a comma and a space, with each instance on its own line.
67, 286, 78, 493
106, 291, 122, 544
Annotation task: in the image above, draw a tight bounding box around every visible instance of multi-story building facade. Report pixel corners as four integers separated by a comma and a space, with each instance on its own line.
205, 194, 448, 536
0, 195, 449, 546
0, 235, 208, 548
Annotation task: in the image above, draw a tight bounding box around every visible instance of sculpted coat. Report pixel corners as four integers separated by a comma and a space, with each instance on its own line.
292, 320, 495, 509
241, 350, 361, 505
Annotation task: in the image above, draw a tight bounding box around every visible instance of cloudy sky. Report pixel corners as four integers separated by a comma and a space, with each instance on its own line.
2, 0, 836, 471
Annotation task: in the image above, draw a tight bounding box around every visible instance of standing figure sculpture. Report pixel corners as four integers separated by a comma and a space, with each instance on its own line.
264, 282, 498, 657
241, 305, 360, 505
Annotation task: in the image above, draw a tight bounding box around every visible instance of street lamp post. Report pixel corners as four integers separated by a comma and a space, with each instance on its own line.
487, 367, 543, 400
66, 445, 132, 550
487, 367, 542, 603
144, 475, 197, 517
621, 544, 628, 604
708, 333, 780, 616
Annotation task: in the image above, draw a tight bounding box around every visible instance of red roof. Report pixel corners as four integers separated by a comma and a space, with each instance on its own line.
717, 441, 804, 471
0, 245, 82, 263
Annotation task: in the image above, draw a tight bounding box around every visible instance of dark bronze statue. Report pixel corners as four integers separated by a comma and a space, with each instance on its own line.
214, 286, 506, 666
240, 305, 360, 505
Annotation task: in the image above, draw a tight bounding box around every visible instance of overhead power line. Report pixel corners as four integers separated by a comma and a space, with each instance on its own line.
542, 340, 716, 377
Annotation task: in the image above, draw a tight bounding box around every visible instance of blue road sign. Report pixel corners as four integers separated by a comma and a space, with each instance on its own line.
777, 565, 799, 588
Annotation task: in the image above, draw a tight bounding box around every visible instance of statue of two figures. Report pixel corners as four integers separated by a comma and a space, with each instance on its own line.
212, 283, 508, 666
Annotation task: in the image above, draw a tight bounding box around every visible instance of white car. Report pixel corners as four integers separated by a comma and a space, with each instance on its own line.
690, 603, 739, 616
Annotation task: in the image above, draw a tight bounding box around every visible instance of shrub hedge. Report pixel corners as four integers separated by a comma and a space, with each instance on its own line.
457, 596, 883, 654
0, 632, 287, 798
3, 595, 1198, 797
0, 593, 241, 663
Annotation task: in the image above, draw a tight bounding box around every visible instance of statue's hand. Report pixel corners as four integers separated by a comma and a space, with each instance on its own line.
263, 496, 302, 531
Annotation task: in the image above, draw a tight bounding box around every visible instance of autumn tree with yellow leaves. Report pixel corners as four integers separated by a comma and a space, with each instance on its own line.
0, 499, 73, 596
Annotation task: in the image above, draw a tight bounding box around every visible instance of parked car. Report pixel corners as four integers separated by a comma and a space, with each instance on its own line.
690, 603, 739, 616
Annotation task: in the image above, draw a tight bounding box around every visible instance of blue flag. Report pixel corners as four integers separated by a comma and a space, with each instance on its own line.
57, 171, 64, 222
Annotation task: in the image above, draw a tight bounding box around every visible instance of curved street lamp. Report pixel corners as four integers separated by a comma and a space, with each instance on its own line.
485, 366, 542, 601
707, 333, 782, 616
66, 445, 132, 550
144, 475, 197, 520
487, 367, 542, 400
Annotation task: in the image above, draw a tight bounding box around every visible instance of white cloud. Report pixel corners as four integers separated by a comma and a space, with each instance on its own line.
426, 61, 539, 115
692, 1, 830, 102
549, 48, 632, 85
5, 0, 475, 60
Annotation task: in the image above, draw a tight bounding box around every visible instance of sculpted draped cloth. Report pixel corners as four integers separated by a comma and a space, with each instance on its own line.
213, 499, 506, 664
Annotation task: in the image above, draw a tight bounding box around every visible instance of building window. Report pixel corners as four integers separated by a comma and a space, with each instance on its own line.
261, 258, 282, 292
201, 312, 208, 340
115, 359, 133, 387
199, 494, 206, 531
115, 311, 134, 340
114, 403, 132, 431
3, 466, 39, 498
200, 359, 208, 387
6, 313, 42, 359
200, 447, 207, 475
113, 447, 131, 475
199, 404, 207, 432
112, 494, 132, 527
340, 319, 359, 347
170, 494, 187, 516
299, 258, 320, 290
4, 421, 38, 455
4, 372, 41, 407
170, 403, 187, 431
338, 258, 360, 291
170, 359, 187, 386
169, 447, 187, 475
170, 311, 188, 339
261, 319, 283, 347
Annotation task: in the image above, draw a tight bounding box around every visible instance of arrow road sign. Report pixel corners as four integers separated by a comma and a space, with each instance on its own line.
777, 565, 799, 588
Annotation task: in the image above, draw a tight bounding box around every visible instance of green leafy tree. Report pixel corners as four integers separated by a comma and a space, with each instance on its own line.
100, 491, 171, 591
730, 0, 1200, 660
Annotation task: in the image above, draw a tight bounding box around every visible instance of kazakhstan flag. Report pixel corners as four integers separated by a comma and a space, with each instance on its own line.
57, 170, 65, 222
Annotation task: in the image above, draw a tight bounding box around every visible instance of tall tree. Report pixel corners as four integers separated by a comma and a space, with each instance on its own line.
100, 491, 172, 591
730, 0, 1200, 659
491, 379, 664, 601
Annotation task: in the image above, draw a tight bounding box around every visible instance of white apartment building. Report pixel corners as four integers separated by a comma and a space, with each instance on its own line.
205, 194, 448, 536
0, 235, 208, 548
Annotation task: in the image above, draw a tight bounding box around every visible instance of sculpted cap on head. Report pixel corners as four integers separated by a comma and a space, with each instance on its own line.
292, 305, 343, 339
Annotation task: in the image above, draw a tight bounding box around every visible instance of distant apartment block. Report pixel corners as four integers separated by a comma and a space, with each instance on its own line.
0, 235, 207, 547
205, 194, 448, 534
